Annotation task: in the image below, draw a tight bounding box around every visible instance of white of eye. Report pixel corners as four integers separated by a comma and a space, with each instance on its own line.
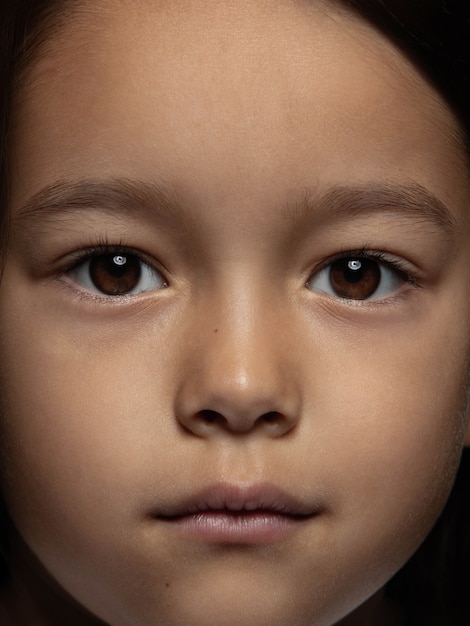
67, 253, 166, 296
307, 257, 404, 301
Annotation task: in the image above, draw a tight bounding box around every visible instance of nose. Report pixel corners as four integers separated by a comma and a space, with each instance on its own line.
174, 292, 302, 438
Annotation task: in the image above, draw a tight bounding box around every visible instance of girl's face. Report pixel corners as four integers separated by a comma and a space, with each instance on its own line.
1, 1, 470, 624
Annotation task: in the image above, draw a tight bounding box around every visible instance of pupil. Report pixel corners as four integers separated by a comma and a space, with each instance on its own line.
344, 259, 364, 282
90, 254, 141, 295
330, 257, 381, 299
113, 255, 127, 267
348, 260, 362, 272
108, 255, 129, 277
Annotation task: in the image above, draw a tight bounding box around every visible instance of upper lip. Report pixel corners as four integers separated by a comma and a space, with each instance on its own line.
154, 482, 321, 518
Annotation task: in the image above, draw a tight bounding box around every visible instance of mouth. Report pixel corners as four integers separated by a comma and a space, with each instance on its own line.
153, 483, 321, 544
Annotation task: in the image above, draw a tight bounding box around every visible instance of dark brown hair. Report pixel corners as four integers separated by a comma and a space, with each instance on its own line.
0, 1, 469, 624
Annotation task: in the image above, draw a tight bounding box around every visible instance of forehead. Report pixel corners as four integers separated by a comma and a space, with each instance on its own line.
10, 0, 469, 220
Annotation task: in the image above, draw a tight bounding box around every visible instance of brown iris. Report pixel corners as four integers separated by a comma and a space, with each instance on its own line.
329, 258, 381, 299
89, 254, 141, 295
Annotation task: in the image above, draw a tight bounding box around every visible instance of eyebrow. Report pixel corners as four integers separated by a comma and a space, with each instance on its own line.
289, 183, 457, 238
13, 177, 457, 238
15, 178, 186, 226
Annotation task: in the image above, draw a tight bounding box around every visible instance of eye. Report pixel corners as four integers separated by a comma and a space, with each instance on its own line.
307, 255, 407, 301
67, 252, 166, 296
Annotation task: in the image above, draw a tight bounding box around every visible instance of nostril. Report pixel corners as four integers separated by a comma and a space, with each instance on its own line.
199, 409, 224, 424
185, 408, 295, 436
261, 411, 282, 423
195, 409, 284, 431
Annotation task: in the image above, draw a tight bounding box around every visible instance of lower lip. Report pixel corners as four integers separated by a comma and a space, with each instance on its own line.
160, 511, 308, 543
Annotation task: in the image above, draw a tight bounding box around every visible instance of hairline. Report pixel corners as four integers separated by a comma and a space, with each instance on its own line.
3, 0, 470, 270
11, 0, 470, 159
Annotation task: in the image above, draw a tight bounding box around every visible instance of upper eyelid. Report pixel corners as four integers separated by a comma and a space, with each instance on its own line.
309, 249, 414, 277
65, 245, 412, 277
305, 250, 420, 305
62, 243, 167, 276
59, 249, 168, 301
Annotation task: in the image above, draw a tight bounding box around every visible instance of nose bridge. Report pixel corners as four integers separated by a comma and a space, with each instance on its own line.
211, 289, 276, 398
175, 280, 301, 435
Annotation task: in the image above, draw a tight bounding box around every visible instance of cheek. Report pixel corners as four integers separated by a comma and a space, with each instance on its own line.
310, 311, 469, 553
0, 266, 469, 626
0, 320, 178, 521
1, 292, 468, 528
275, 315, 470, 617
0, 304, 190, 620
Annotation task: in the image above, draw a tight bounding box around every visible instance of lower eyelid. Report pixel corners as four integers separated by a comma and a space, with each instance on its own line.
306, 254, 415, 302
64, 253, 167, 297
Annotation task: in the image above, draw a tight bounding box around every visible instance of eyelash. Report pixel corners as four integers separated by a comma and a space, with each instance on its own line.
58, 239, 167, 302
64, 241, 142, 267
57, 240, 420, 306
316, 248, 416, 279
307, 247, 420, 301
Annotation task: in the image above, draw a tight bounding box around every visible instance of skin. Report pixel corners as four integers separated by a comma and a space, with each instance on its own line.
1, 0, 470, 624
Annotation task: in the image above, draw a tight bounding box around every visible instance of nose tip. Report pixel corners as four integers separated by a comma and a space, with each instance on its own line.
175, 341, 301, 438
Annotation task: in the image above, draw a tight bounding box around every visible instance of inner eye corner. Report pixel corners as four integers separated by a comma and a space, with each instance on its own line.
64, 247, 167, 298
305, 251, 409, 302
